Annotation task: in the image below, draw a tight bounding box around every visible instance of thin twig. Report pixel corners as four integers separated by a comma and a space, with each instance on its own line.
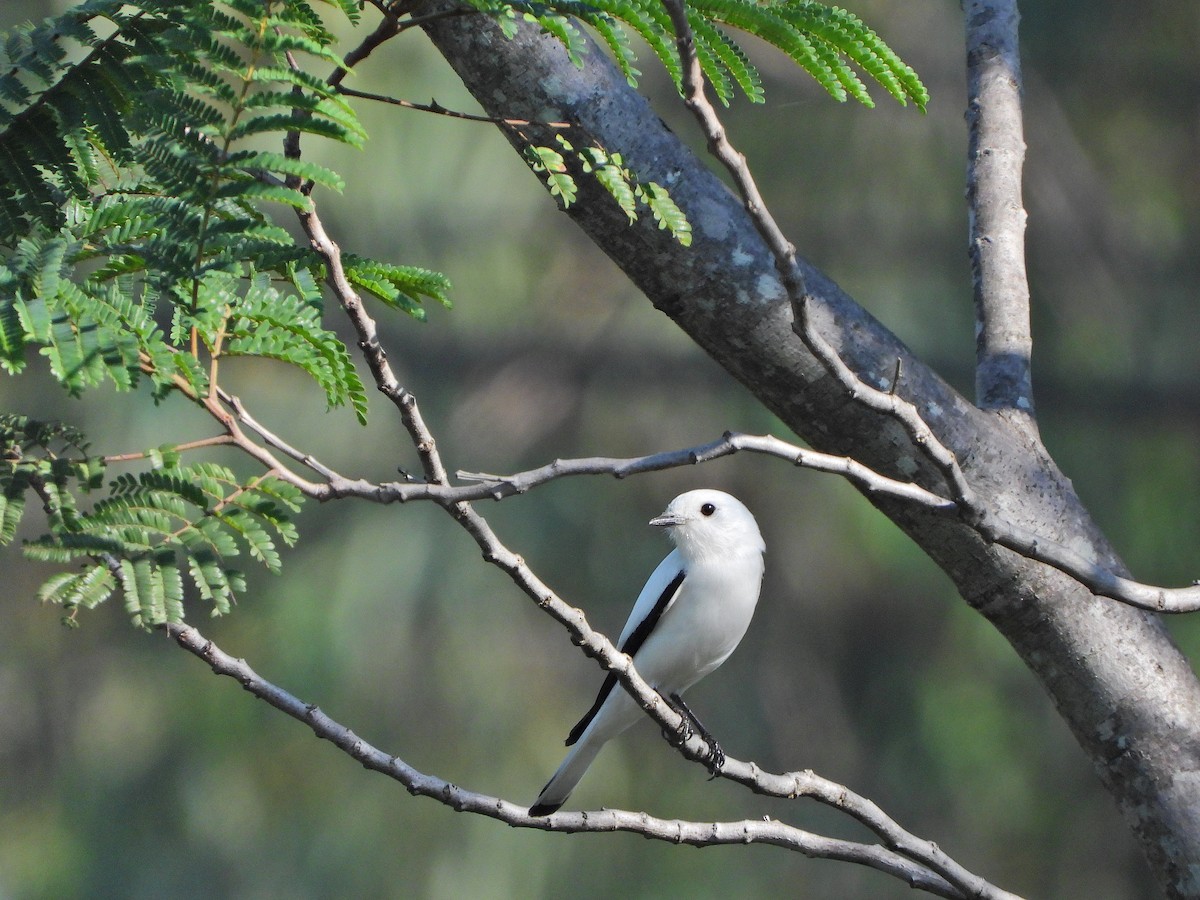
659, 0, 806, 303
296, 203, 448, 485
330, 13, 400, 89
220, 390, 339, 481
103, 434, 235, 463
335, 86, 571, 129
160, 620, 1014, 900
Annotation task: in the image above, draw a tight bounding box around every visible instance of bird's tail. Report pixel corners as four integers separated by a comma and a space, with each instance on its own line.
528, 735, 605, 816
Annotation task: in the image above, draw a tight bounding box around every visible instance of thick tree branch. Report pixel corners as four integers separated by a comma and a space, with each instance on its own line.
659, 0, 1200, 622
415, 6, 1200, 893
964, 0, 1035, 416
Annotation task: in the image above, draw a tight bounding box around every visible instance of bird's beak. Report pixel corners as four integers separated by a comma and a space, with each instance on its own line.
650, 511, 684, 527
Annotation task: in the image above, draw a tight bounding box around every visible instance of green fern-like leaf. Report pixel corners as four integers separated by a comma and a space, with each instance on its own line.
219, 273, 370, 424
24, 457, 305, 624
557, 141, 693, 244
1, 0, 454, 440
584, 15, 641, 87
639, 182, 692, 246
527, 143, 579, 207
0, 2, 480, 630
342, 256, 452, 324
37, 564, 117, 611
774, 2, 928, 109
486, 0, 926, 110
580, 147, 639, 221
690, 14, 762, 105
1, 413, 99, 548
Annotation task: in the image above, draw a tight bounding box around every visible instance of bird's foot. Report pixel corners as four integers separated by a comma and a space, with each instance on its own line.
667, 692, 725, 777
702, 740, 726, 778
662, 713, 694, 747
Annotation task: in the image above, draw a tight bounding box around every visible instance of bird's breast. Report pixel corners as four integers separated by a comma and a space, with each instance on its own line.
633, 552, 763, 693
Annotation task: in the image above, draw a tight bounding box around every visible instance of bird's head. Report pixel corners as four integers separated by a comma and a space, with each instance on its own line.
650, 489, 765, 562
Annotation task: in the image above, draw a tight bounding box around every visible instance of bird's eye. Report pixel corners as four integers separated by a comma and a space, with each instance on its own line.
700, 502, 716, 517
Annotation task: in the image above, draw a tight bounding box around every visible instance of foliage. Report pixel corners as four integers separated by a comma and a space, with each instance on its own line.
0, 0, 380, 622
0, 0, 923, 624
524, 136, 693, 245
1, 413, 303, 625
475, 0, 928, 110
484, 0, 927, 240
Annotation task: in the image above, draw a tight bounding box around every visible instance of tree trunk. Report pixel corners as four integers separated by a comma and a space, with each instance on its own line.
418, 10, 1200, 896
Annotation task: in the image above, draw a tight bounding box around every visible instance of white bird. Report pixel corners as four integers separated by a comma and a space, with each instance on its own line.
528, 489, 765, 816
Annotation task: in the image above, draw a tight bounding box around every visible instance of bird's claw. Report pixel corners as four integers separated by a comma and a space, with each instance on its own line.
665, 691, 725, 777
662, 717, 694, 747
703, 742, 726, 778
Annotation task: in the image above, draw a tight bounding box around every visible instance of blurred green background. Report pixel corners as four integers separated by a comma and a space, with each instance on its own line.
2, 1, 1197, 897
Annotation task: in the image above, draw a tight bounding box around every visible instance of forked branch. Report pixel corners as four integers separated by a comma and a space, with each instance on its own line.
659, 0, 1200, 612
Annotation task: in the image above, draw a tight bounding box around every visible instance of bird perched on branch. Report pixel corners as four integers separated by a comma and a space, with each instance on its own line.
529, 489, 766, 816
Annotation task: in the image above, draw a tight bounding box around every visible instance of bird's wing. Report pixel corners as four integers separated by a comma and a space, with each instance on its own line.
564, 550, 687, 747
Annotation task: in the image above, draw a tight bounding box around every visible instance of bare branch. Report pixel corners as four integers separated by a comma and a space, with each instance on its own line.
330, 12, 400, 88
978, 515, 1200, 612
791, 297, 978, 509
102, 434, 234, 463
456, 432, 956, 509
220, 391, 339, 481
964, 0, 1034, 415
296, 202, 448, 485
659, 0, 805, 303
335, 86, 571, 129
654, 0, 1200, 612
213, 374, 1200, 612
161, 621, 1016, 900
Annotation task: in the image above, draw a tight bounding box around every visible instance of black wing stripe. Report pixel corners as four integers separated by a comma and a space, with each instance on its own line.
564, 569, 686, 747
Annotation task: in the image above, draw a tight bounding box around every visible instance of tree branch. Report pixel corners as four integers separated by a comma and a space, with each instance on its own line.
659, 0, 805, 304
211, 374, 1200, 613
964, 0, 1035, 416
161, 616, 1016, 899
335, 85, 571, 128
415, 5, 1200, 890
456, 431, 955, 508
295, 202, 448, 485
264, 107, 1018, 891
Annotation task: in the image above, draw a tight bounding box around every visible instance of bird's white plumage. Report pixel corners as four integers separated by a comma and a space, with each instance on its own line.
529, 489, 765, 816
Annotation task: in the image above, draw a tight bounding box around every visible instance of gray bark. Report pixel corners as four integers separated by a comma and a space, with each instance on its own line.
417, 10, 1200, 897
964, 0, 1036, 415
